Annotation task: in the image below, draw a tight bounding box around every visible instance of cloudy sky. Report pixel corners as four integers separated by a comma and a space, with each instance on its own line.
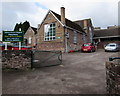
1, 0, 119, 32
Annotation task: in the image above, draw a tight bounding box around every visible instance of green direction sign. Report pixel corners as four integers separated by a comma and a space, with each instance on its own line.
3, 31, 24, 42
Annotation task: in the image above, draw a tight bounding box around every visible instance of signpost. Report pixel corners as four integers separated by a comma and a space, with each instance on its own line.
2, 31, 23, 42
2, 31, 24, 50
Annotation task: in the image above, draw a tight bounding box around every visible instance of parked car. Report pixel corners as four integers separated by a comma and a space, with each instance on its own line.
81, 43, 96, 52
0, 43, 12, 50
104, 43, 120, 52
12, 46, 32, 50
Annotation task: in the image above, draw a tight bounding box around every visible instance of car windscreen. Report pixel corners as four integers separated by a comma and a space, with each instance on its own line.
108, 45, 116, 47
83, 44, 90, 46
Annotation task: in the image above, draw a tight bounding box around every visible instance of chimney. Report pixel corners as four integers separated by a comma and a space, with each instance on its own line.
83, 20, 88, 27
61, 7, 65, 24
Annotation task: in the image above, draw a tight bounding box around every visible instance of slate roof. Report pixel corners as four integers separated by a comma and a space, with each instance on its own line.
93, 27, 120, 38
31, 27, 37, 34
74, 20, 84, 29
51, 11, 84, 32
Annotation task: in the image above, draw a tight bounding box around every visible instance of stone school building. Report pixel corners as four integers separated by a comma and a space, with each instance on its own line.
36, 7, 91, 52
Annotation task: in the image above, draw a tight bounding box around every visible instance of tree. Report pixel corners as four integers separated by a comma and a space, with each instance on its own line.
14, 23, 19, 31
13, 21, 30, 34
22, 21, 30, 34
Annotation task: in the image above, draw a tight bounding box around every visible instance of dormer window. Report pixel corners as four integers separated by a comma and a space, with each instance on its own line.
44, 23, 56, 41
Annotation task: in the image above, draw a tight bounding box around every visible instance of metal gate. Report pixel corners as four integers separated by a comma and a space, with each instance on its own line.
32, 50, 62, 68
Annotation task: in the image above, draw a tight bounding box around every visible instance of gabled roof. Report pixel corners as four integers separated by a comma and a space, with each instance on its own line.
50, 10, 84, 32
93, 27, 120, 38
31, 27, 37, 34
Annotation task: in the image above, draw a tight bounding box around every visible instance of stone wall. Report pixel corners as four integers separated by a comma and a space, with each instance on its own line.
2, 50, 32, 70
106, 61, 120, 94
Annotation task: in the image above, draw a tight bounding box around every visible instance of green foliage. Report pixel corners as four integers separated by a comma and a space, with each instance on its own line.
14, 21, 30, 34
22, 21, 30, 33
14, 23, 19, 31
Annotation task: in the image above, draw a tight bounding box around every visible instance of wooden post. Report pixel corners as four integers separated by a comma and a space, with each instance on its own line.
5, 42, 7, 50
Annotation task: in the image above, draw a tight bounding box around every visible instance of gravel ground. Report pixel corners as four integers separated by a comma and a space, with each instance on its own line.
2, 49, 119, 94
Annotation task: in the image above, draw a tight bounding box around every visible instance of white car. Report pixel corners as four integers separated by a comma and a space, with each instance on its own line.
104, 43, 120, 52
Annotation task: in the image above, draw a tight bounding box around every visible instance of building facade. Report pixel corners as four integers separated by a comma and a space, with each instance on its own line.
74, 19, 94, 43
37, 7, 86, 52
24, 26, 37, 48
93, 26, 120, 48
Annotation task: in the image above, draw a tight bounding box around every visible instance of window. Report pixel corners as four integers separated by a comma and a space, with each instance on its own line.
44, 23, 56, 41
28, 37, 32, 44
73, 31, 77, 43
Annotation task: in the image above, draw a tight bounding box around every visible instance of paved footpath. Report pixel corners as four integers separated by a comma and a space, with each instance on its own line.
2, 49, 119, 94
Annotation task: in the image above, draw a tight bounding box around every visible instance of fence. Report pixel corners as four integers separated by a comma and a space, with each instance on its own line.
32, 50, 62, 68
106, 57, 120, 95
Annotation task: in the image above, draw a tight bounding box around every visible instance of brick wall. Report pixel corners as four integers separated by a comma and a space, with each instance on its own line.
67, 29, 84, 51
74, 19, 94, 43
37, 11, 65, 52
38, 42, 64, 51
24, 27, 36, 47
2, 50, 32, 70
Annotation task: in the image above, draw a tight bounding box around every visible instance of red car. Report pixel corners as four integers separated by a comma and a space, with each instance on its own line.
81, 43, 96, 52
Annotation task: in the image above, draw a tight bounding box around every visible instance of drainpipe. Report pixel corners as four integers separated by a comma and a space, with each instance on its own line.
65, 28, 68, 53
63, 26, 68, 53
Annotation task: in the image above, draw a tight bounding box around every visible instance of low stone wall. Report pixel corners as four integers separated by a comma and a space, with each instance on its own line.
106, 60, 120, 94
2, 50, 32, 70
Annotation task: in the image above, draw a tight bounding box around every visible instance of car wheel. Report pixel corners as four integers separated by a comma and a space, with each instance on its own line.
90, 50, 92, 53
117, 49, 119, 52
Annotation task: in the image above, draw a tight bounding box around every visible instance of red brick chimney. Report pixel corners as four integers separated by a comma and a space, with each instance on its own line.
61, 7, 65, 24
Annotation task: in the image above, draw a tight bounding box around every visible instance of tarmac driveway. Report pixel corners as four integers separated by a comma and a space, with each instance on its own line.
2, 49, 119, 94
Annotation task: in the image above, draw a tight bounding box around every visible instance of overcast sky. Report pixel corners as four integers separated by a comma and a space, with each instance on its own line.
1, 0, 119, 32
